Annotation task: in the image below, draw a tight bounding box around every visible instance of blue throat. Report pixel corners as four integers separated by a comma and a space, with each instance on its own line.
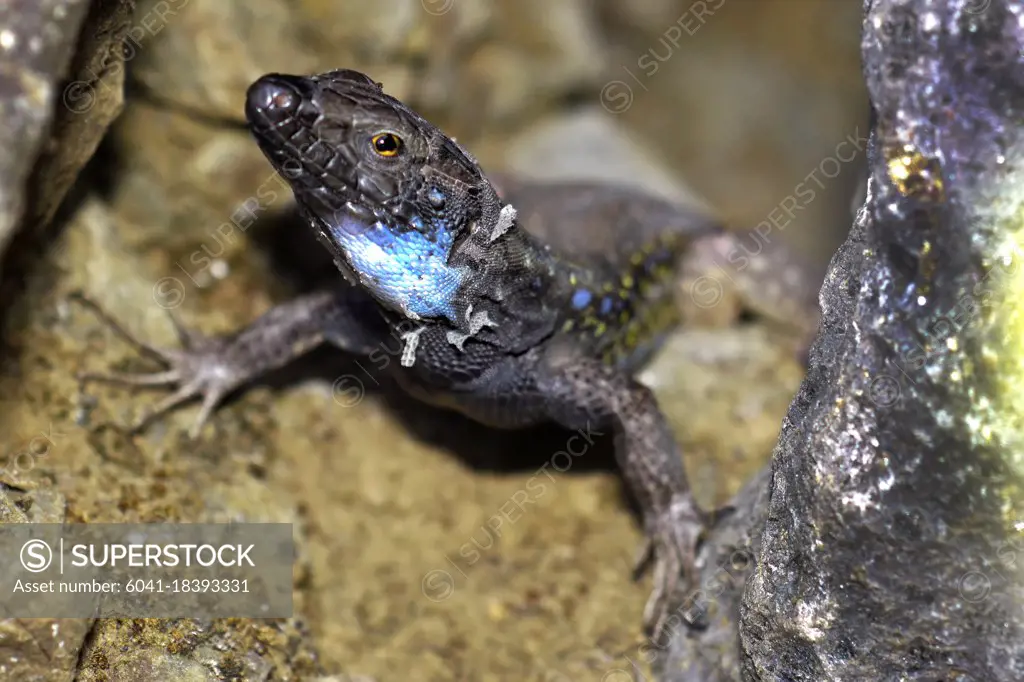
326, 212, 464, 322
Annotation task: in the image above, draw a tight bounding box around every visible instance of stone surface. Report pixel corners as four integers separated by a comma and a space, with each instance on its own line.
0, 3, 133, 681
74, 619, 323, 682
0, 618, 94, 682
740, 0, 1024, 680
0, 478, 92, 682
0, 483, 92, 682
0, 0, 91, 270
126, 0, 604, 129
503, 107, 709, 209
26, 0, 134, 230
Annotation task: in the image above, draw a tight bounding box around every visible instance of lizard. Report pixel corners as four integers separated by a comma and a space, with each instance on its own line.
73, 68, 821, 641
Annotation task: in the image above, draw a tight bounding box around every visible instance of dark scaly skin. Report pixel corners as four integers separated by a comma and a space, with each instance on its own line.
75, 69, 820, 641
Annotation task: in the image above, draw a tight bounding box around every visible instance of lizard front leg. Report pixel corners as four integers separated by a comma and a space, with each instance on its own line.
72, 288, 383, 437
531, 341, 708, 643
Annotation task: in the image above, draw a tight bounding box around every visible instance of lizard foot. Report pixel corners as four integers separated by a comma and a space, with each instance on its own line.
635, 493, 710, 645
71, 292, 239, 438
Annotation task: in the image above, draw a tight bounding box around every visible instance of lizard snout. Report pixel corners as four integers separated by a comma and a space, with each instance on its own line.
245, 74, 304, 123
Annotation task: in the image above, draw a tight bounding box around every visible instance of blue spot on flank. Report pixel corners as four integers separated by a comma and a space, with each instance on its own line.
327, 214, 463, 321
600, 296, 614, 315
572, 289, 592, 309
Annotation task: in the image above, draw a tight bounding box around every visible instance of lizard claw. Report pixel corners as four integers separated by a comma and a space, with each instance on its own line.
71, 292, 237, 438
638, 493, 708, 645
631, 535, 654, 580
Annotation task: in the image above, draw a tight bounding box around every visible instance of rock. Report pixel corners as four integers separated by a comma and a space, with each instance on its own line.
0, 0, 133, 277
126, 0, 603, 129
0, 619, 94, 682
0, 0, 91, 267
0, 485, 66, 523
740, 0, 1024, 679
0, 5, 133, 678
26, 0, 134, 230
502, 106, 708, 208
0, 479, 86, 682
74, 619, 324, 682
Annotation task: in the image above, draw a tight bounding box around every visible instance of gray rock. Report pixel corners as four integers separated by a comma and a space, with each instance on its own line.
0, 618, 94, 682
0, 0, 91, 267
0, 482, 88, 682
739, 0, 1024, 679
26, 0, 134, 231
502, 106, 708, 209
0, 5, 131, 676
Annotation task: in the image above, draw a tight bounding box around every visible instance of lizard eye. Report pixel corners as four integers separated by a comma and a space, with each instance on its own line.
371, 132, 402, 157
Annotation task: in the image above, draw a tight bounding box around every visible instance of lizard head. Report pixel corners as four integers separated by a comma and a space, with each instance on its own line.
244, 69, 494, 323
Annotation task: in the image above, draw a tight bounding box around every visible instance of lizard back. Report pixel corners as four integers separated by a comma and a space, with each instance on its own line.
497, 175, 722, 370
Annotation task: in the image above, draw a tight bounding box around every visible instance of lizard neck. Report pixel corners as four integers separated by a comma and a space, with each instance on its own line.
446, 202, 565, 353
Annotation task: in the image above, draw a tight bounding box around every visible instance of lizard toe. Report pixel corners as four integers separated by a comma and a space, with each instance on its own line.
641, 493, 707, 644
72, 291, 242, 437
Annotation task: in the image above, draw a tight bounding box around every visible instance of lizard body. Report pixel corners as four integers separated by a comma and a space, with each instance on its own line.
77, 69, 820, 640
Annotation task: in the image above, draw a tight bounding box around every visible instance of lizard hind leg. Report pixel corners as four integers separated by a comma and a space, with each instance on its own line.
530, 342, 710, 643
